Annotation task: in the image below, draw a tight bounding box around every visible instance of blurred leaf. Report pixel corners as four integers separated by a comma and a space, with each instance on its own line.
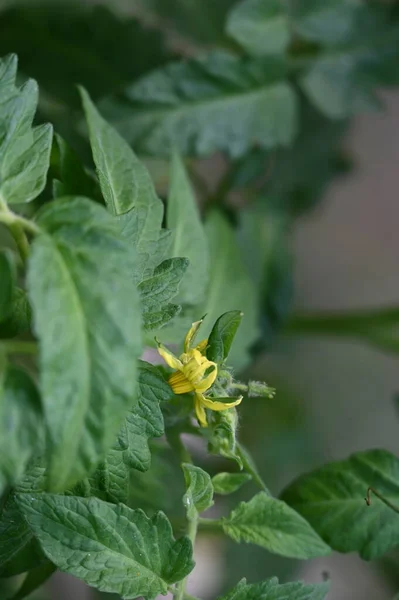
17, 494, 195, 598
207, 310, 243, 364
212, 472, 252, 495
135, 0, 239, 44
10, 560, 56, 600
289, 0, 360, 45
139, 258, 189, 331
0, 54, 52, 205
281, 449, 399, 560
0, 367, 43, 495
222, 492, 331, 559
27, 197, 142, 491
103, 52, 297, 158
182, 464, 214, 521
167, 153, 209, 305
0, 3, 168, 107
218, 577, 329, 600
226, 0, 289, 56
300, 4, 399, 118
204, 211, 259, 369
0, 249, 16, 322
0, 287, 32, 339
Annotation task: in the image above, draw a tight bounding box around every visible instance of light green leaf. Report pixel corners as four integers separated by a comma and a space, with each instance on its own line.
167, 152, 209, 305
222, 492, 331, 559
182, 464, 214, 521
27, 196, 142, 491
10, 561, 56, 600
0, 367, 43, 495
81, 86, 164, 220
143, 304, 181, 331
138, 257, 189, 329
204, 211, 259, 369
290, 0, 360, 45
212, 472, 252, 495
207, 310, 243, 364
226, 0, 290, 56
208, 408, 242, 468
17, 494, 195, 600
0, 54, 52, 205
217, 577, 330, 600
102, 52, 297, 158
0, 249, 16, 322
281, 449, 399, 560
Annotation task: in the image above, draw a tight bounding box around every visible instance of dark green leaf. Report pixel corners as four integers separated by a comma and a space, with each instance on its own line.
182, 464, 214, 521
10, 560, 56, 600
217, 577, 329, 600
203, 211, 259, 369
281, 449, 399, 560
138, 258, 189, 330
27, 197, 142, 491
226, 0, 289, 56
17, 494, 195, 599
0, 54, 52, 204
207, 311, 243, 364
103, 52, 297, 158
167, 153, 209, 305
0, 287, 32, 339
212, 472, 252, 495
143, 304, 181, 331
222, 492, 331, 559
53, 134, 100, 200
0, 249, 16, 322
0, 367, 43, 495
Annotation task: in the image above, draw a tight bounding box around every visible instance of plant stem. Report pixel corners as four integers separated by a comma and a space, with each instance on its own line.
236, 441, 272, 495
0, 198, 40, 262
0, 341, 38, 355
166, 428, 193, 464
365, 487, 399, 514
197, 517, 223, 534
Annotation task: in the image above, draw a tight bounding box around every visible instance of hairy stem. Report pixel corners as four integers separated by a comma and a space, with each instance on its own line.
236, 441, 271, 495
197, 517, 223, 533
0, 199, 40, 262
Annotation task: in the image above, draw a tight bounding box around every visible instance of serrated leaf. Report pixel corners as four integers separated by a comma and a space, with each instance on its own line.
222, 492, 331, 559
281, 449, 399, 560
27, 197, 142, 491
182, 464, 214, 521
226, 0, 289, 56
207, 310, 243, 364
0, 287, 32, 339
212, 472, 252, 495
17, 494, 195, 600
167, 153, 209, 305
0, 367, 43, 495
203, 211, 259, 369
0, 249, 16, 322
0, 54, 52, 204
10, 560, 56, 600
217, 577, 330, 600
103, 51, 297, 158
138, 257, 189, 329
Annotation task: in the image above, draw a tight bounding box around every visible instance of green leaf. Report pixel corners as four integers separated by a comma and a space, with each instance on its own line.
217, 577, 330, 600
103, 52, 297, 158
290, 0, 360, 44
0, 367, 43, 495
212, 472, 252, 495
281, 449, 399, 560
143, 304, 181, 331
27, 196, 142, 491
167, 152, 209, 305
53, 134, 100, 200
222, 492, 331, 559
203, 211, 259, 369
0, 54, 52, 205
17, 494, 195, 600
207, 310, 243, 364
0, 287, 32, 339
0, 249, 16, 322
226, 0, 290, 56
182, 464, 214, 521
208, 408, 242, 468
10, 560, 56, 600
138, 258, 189, 330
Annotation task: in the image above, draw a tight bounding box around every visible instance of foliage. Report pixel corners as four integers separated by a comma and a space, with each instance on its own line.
0, 0, 398, 598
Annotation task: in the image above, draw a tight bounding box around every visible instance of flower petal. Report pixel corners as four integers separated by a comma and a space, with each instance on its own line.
194, 393, 208, 427
184, 317, 205, 352
195, 363, 217, 392
195, 339, 208, 355
156, 342, 183, 370
200, 395, 243, 411
169, 371, 195, 394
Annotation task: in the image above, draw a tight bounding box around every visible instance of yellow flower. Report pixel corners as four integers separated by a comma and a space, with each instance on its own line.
156, 318, 242, 427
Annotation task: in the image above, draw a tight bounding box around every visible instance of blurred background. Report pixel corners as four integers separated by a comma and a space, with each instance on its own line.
1, 0, 399, 599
